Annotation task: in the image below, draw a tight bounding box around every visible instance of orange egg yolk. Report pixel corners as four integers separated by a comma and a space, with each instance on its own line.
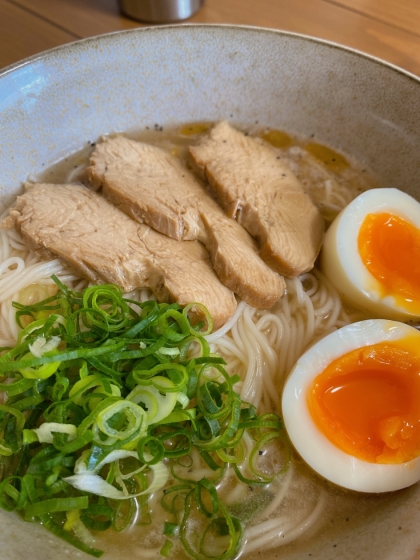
308, 338, 420, 464
358, 212, 420, 313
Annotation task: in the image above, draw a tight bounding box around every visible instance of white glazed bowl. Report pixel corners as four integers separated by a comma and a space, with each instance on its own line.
0, 25, 420, 560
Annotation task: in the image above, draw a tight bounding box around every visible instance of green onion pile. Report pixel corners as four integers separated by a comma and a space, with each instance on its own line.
0, 278, 290, 559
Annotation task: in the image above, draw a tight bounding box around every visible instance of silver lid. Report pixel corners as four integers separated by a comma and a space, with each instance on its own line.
118, 0, 204, 23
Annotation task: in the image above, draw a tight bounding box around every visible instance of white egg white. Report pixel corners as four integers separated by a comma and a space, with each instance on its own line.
282, 319, 420, 493
321, 188, 420, 320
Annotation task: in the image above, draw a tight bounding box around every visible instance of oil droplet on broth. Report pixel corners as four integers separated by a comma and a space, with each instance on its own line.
170, 146, 184, 158
260, 129, 293, 149
305, 142, 349, 172
179, 122, 212, 136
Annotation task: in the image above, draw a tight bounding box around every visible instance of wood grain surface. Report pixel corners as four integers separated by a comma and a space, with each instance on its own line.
329, 0, 420, 36
1, 0, 420, 76
0, 0, 77, 69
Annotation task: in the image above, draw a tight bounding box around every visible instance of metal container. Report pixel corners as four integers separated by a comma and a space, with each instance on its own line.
118, 0, 204, 23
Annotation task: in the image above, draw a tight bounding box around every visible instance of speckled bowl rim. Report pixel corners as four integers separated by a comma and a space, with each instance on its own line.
1, 23, 420, 84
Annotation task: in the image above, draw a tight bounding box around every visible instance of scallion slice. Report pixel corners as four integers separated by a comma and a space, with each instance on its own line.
0, 279, 288, 560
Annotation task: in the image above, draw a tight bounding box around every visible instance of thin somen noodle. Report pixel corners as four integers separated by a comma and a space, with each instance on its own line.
208, 270, 352, 416
0, 216, 85, 346
0, 220, 344, 555
244, 489, 327, 553
0, 125, 379, 558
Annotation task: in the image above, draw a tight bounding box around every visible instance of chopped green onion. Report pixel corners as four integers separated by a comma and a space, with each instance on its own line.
163, 522, 179, 536
0, 279, 287, 560
160, 539, 174, 557
26, 496, 89, 517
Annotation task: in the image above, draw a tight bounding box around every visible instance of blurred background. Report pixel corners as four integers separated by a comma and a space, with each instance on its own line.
0, 0, 419, 75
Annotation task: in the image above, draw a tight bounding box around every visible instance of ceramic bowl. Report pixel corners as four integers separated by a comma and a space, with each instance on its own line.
0, 24, 419, 560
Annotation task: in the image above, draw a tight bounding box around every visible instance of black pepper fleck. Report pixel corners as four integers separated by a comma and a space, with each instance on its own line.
346, 517, 349, 522
398, 526, 402, 530
282, 173, 286, 177
259, 450, 263, 455
333, 545, 337, 548
310, 134, 315, 138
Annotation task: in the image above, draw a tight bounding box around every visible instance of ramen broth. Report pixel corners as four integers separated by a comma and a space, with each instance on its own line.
3, 123, 401, 560
37, 123, 378, 226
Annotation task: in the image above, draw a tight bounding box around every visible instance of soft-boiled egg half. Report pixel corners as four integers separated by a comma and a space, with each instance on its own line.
282, 320, 420, 492
321, 188, 420, 320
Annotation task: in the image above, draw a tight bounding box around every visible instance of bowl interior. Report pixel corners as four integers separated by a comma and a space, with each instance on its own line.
0, 25, 419, 560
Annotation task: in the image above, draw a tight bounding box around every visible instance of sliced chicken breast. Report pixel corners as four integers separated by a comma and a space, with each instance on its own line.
189, 121, 325, 277
85, 136, 284, 308
2, 183, 236, 329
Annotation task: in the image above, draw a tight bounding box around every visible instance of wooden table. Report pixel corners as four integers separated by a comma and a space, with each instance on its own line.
1, 0, 420, 76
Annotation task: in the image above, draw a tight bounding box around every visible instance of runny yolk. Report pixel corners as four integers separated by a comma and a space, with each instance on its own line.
358, 212, 420, 313
308, 338, 420, 464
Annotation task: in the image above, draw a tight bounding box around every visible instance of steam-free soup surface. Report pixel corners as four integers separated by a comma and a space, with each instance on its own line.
5, 122, 403, 560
